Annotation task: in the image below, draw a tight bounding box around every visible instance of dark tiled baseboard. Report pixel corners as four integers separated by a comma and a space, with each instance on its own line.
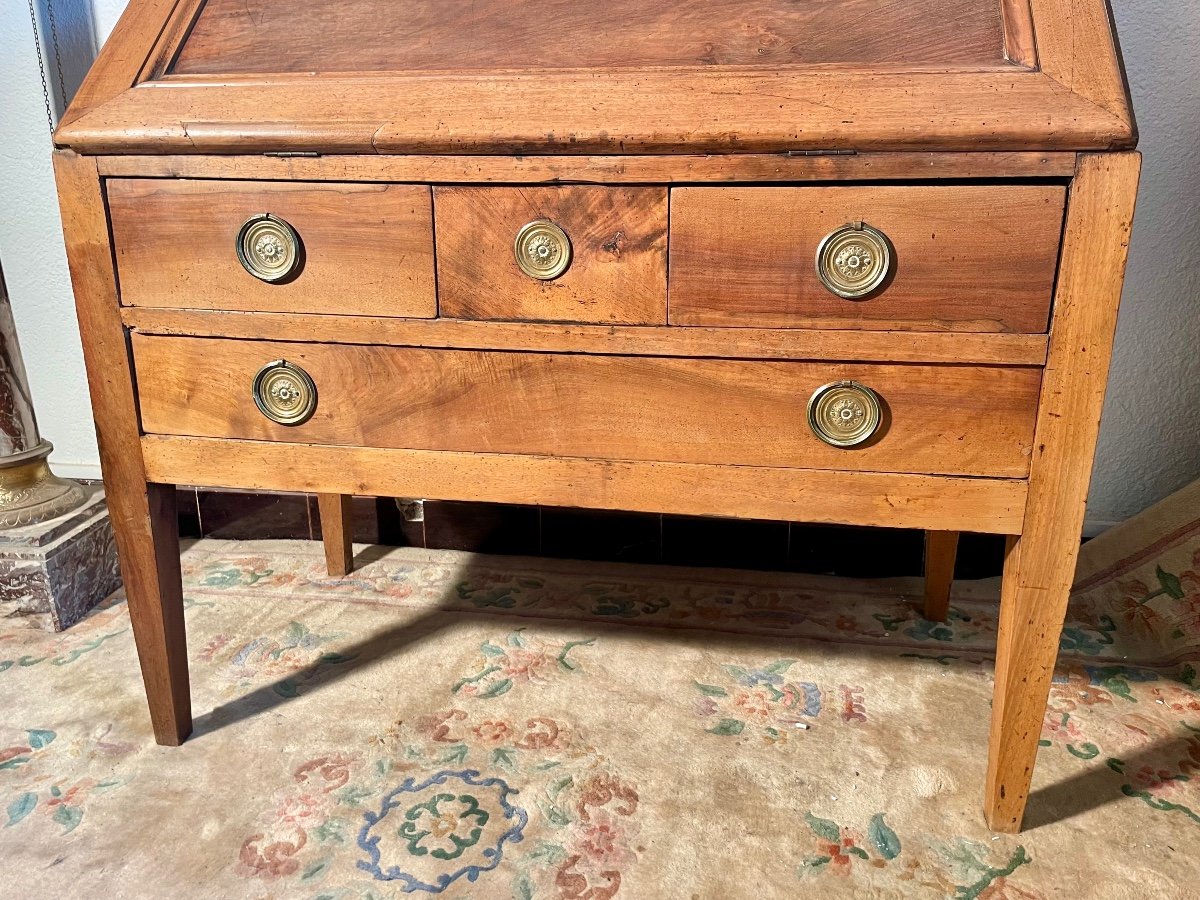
176, 487, 1008, 580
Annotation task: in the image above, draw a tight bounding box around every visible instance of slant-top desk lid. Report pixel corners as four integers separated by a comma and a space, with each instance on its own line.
56, 0, 1134, 155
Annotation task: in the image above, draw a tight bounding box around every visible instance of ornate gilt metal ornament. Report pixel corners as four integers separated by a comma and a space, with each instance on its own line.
0, 443, 87, 529
237, 214, 301, 282
514, 219, 572, 280
806, 380, 883, 448
815, 221, 893, 299
252, 359, 318, 426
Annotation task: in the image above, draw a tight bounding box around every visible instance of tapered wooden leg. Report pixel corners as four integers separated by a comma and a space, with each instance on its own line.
923, 530, 959, 621
55, 151, 192, 745
983, 153, 1141, 832
118, 484, 192, 745
317, 493, 354, 576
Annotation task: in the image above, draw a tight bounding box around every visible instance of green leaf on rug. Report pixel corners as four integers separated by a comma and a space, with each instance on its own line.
527, 840, 567, 866
492, 748, 516, 770
478, 678, 513, 699
441, 744, 469, 765
693, 682, 728, 697
52, 804, 82, 833
513, 872, 535, 900
536, 800, 572, 828
1067, 742, 1100, 760
799, 855, 832, 873
764, 659, 796, 674
26, 730, 56, 750
548, 775, 573, 800
5, 793, 36, 827
869, 813, 901, 859
804, 811, 841, 842
1107, 757, 1126, 774
301, 858, 332, 881
1156, 566, 1185, 600
846, 846, 870, 860
480, 642, 506, 657
707, 718, 745, 736
508, 630, 527, 648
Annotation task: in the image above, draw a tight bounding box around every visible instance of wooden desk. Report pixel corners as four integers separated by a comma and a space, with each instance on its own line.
52, 0, 1138, 833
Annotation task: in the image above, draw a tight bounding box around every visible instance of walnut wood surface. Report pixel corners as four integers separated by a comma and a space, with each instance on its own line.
122, 308, 1050, 366
669, 185, 1065, 332
107, 179, 436, 317
142, 435, 1030, 535
132, 336, 1041, 478
984, 152, 1141, 832
317, 493, 354, 577
435, 187, 668, 324
94, 152, 1080, 183
53, 150, 192, 745
171, 0, 1008, 75
923, 530, 960, 622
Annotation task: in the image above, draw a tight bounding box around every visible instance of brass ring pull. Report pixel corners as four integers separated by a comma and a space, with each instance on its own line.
514, 219, 572, 280
252, 359, 317, 426
815, 221, 893, 299
807, 380, 882, 448
237, 214, 301, 282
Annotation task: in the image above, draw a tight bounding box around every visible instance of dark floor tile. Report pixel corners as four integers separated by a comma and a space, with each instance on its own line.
662, 515, 789, 570
423, 501, 540, 554
540, 508, 661, 564
787, 524, 926, 578
198, 489, 314, 540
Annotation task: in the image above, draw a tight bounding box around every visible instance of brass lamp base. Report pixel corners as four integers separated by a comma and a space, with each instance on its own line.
0, 442, 88, 530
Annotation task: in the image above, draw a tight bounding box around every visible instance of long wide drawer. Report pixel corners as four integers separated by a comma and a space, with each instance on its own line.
107, 179, 437, 317
132, 336, 1040, 477
668, 185, 1065, 332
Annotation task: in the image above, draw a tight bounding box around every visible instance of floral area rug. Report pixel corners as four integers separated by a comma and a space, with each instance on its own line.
2, 490, 1200, 898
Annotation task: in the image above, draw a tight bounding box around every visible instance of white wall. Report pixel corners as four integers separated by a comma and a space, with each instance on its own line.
1, 0, 1196, 527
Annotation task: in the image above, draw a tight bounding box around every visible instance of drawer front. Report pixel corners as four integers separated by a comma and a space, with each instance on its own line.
108, 179, 437, 317
133, 336, 1040, 478
434, 186, 668, 324
669, 185, 1065, 332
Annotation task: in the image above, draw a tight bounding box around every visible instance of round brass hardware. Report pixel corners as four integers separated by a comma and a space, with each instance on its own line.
514, 219, 572, 280
815, 221, 893, 299
806, 380, 882, 448
252, 359, 317, 426
237, 214, 301, 282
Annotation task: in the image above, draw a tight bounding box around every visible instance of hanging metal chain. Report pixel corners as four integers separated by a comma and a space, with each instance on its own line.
25, 0, 69, 137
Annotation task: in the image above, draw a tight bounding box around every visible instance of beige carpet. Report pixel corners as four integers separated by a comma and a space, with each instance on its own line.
2, 491, 1199, 897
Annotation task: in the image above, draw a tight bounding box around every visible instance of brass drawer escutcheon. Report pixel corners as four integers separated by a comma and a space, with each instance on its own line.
514, 219, 572, 280
237, 213, 302, 282
806, 380, 882, 447
815, 221, 893, 299
252, 359, 317, 426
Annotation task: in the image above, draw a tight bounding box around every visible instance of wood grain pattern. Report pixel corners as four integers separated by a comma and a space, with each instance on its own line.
985, 152, 1141, 832
317, 493, 354, 577
1030, 0, 1134, 124
132, 336, 1041, 478
121, 308, 1050, 366
53, 150, 192, 745
107, 179, 436, 317
171, 0, 1008, 75
94, 152, 1081, 183
142, 435, 1030, 535
923, 530, 960, 622
435, 187, 667, 324
55, 70, 1132, 156
669, 185, 1066, 332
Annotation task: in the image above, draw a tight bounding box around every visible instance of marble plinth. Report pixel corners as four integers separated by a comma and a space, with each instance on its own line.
0, 486, 121, 631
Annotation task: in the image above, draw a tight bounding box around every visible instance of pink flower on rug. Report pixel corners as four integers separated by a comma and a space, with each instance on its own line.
577, 773, 639, 823
1130, 765, 1190, 798
513, 717, 567, 751
275, 793, 322, 827
499, 645, 553, 681
1148, 685, 1200, 714
1040, 711, 1082, 743
733, 688, 774, 721
238, 828, 307, 879
198, 634, 231, 662
569, 808, 637, 869
293, 752, 356, 793
418, 708, 468, 743
472, 720, 513, 745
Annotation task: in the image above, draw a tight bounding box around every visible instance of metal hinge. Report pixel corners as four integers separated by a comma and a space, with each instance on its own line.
785, 149, 858, 157
263, 151, 321, 158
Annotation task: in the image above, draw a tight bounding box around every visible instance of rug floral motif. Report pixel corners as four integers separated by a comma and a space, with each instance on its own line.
2, 501, 1199, 897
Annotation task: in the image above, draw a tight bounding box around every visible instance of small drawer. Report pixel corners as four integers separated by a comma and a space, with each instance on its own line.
434, 186, 668, 324
132, 335, 1040, 478
107, 179, 437, 317
668, 185, 1066, 332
